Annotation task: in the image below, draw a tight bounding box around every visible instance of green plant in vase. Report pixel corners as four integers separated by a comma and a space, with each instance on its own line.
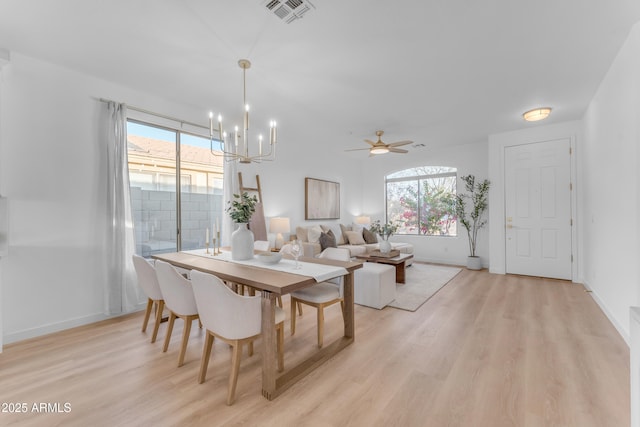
226, 192, 258, 260
226, 192, 258, 223
369, 220, 399, 253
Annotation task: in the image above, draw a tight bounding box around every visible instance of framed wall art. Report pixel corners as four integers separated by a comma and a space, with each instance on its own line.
305, 177, 340, 220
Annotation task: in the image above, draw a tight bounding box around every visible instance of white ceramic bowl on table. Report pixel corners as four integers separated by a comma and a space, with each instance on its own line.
255, 252, 282, 265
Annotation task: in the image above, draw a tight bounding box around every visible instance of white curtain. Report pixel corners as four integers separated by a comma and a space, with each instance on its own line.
104, 101, 139, 314
221, 159, 238, 247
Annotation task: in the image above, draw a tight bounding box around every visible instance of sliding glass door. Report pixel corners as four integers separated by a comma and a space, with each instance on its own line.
126, 120, 223, 258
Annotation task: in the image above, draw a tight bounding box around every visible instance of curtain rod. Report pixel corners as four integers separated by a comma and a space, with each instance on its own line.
98, 97, 208, 131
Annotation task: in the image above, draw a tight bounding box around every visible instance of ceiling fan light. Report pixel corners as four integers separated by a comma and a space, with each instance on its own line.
370, 147, 389, 154
523, 107, 552, 122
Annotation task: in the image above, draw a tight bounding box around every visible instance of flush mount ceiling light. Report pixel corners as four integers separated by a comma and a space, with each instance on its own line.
523, 107, 552, 122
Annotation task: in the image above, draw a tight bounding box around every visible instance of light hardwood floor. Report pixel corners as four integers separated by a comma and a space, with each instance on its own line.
0, 267, 629, 426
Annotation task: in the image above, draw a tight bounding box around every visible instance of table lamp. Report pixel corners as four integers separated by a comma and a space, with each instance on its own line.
355, 216, 371, 225
270, 217, 290, 250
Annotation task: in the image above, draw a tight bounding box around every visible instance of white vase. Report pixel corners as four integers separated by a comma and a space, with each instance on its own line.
379, 239, 392, 254
231, 223, 254, 261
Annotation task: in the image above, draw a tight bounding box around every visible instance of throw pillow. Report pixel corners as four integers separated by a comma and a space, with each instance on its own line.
344, 230, 366, 245
307, 225, 323, 244
296, 226, 309, 243
362, 227, 378, 244
351, 222, 365, 233
319, 230, 337, 251
322, 224, 344, 246
339, 224, 352, 245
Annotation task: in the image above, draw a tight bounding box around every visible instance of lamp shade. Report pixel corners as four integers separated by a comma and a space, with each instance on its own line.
269, 217, 290, 234
355, 216, 371, 225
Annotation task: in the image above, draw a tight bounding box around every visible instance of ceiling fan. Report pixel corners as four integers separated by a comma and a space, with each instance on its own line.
345, 130, 413, 155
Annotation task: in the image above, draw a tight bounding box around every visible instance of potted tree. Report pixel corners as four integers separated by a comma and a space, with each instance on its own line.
455, 175, 490, 270
226, 192, 258, 260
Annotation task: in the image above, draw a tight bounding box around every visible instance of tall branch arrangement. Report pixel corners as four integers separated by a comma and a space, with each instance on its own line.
455, 175, 490, 257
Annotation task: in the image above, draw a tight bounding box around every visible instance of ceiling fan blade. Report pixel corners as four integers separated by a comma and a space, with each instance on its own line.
388, 148, 409, 154
364, 139, 377, 146
388, 140, 413, 147
344, 147, 372, 152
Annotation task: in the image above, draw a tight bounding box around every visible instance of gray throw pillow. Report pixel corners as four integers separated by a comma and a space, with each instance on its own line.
362, 227, 378, 244
319, 230, 337, 251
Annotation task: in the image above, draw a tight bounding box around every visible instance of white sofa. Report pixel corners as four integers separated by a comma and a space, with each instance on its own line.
295, 223, 414, 265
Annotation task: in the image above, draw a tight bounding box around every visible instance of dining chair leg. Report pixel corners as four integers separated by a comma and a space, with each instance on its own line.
178, 315, 195, 367
298, 301, 303, 316
151, 300, 164, 344
198, 331, 214, 384
277, 322, 284, 372
290, 298, 297, 336
163, 312, 177, 352
142, 298, 153, 332
227, 341, 242, 406
248, 340, 254, 357
317, 306, 325, 348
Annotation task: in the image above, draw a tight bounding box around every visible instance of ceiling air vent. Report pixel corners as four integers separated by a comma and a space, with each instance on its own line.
262, 0, 315, 24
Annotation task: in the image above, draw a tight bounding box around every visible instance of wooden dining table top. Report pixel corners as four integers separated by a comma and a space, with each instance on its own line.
152, 251, 363, 295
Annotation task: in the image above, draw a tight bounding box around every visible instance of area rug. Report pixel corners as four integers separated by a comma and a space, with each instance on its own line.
388, 263, 462, 312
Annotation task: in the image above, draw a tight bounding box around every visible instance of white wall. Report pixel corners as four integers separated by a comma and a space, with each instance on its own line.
359, 142, 489, 266
236, 133, 364, 244
487, 121, 582, 279
581, 21, 640, 341
0, 48, 10, 351
0, 53, 215, 344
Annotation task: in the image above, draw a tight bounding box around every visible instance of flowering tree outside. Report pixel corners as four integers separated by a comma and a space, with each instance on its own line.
385, 166, 457, 236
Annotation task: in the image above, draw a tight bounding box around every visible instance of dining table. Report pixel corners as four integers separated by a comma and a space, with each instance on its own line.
152, 250, 363, 400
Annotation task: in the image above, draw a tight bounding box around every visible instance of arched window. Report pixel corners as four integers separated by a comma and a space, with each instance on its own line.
386, 166, 457, 236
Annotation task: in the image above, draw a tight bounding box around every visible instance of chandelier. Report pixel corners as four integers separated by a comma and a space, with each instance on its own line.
209, 59, 277, 163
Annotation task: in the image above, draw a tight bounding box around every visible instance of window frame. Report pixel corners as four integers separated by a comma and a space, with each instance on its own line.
385, 167, 458, 237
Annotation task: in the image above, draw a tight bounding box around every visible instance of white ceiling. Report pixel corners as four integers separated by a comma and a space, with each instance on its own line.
1, 0, 639, 156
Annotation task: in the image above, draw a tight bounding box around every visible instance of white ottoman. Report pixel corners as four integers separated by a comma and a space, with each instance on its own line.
354, 263, 396, 309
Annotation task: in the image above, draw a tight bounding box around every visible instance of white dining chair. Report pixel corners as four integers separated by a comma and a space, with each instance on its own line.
190, 269, 285, 405
132, 254, 165, 343
155, 260, 200, 367
290, 247, 350, 348
254, 240, 270, 251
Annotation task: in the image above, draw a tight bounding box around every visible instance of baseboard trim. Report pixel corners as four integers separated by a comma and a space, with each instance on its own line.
583, 281, 630, 346
3, 303, 146, 346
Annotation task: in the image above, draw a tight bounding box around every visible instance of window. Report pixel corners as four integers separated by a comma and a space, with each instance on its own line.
386, 166, 457, 236
127, 120, 223, 257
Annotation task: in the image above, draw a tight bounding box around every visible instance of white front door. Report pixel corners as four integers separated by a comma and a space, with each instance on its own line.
504, 139, 572, 280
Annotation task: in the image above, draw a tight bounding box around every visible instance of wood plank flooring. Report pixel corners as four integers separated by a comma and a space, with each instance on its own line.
0, 267, 630, 426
